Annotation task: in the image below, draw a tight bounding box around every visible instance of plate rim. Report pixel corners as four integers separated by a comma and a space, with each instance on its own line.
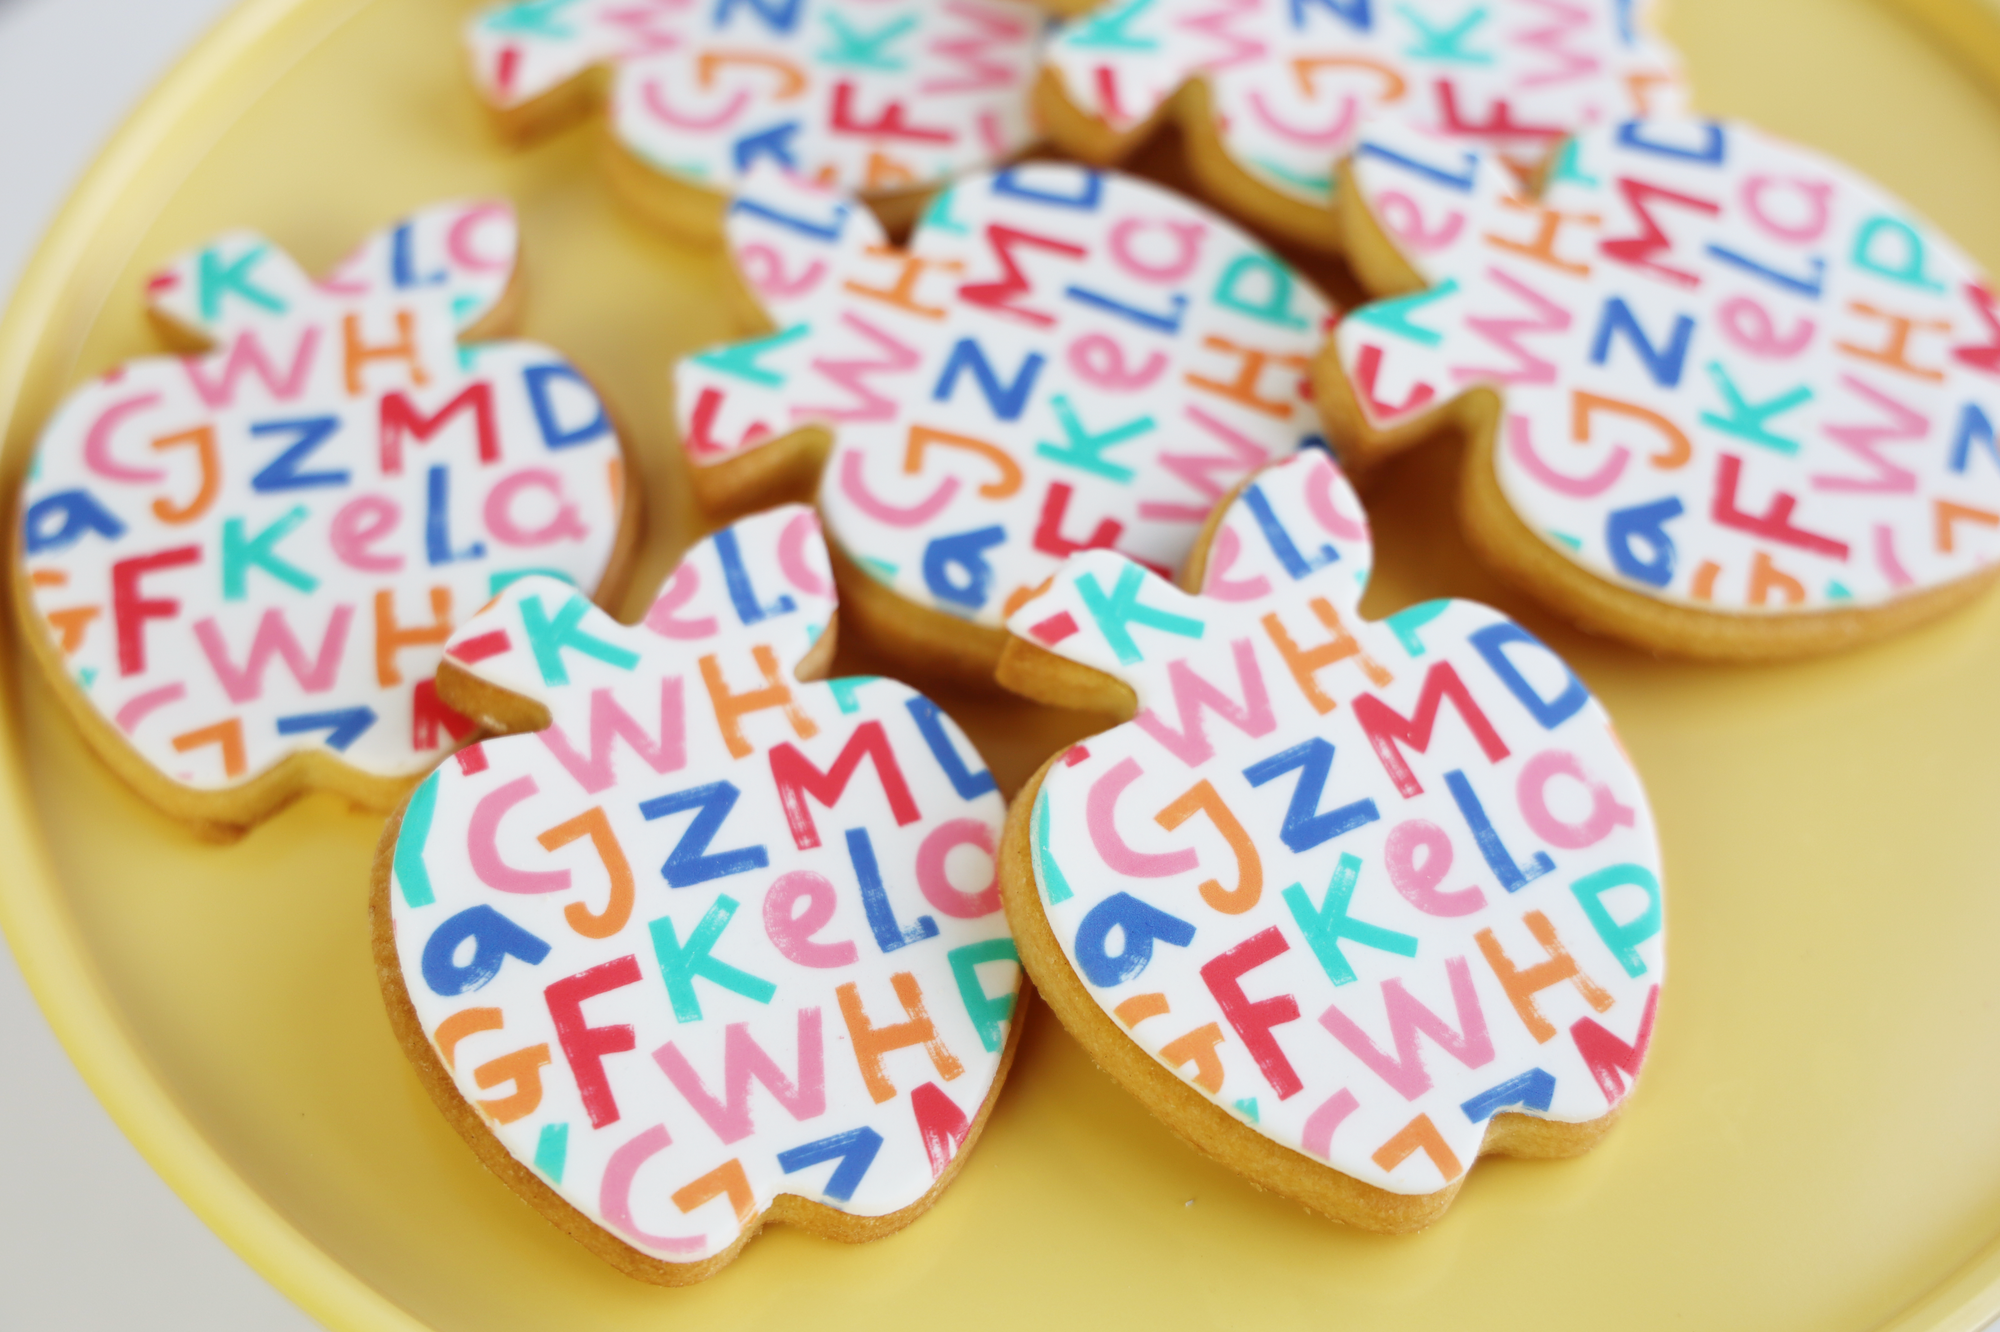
0, 1, 434, 1327
1, 1, 1998, 1329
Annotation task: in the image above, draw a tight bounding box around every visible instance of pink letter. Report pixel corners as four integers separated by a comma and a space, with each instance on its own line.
653, 1011, 826, 1144
1319, 957, 1494, 1100
916, 819, 1000, 918
469, 775, 570, 893
1087, 758, 1199, 877
598, 1126, 706, 1253
1384, 819, 1486, 917
763, 872, 859, 968
329, 495, 404, 572
1516, 749, 1635, 849
485, 468, 588, 546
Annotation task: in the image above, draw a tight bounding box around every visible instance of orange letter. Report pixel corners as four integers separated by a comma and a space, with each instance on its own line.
1184, 335, 1307, 419
1159, 1023, 1227, 1093
342, 309, 427, 395
1371, 1113, 1463, 1182
1155, 780, 1263, 914
473, 1044, 552, 1124
1474, 910, 1612, 1043
1262, 597, 1393, 714
538, 807, 636, 939
374, 586, 453, 686
150, 425, 220, 523
836, 972, 963, 1103
699, 645, 818, 759
1573, 390, 1689, 469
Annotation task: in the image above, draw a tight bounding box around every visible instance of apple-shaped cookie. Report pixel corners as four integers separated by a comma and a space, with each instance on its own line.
16, 202, 634, 830
1037, 0, 1682, 252
375, 505, 1023, 1282
1315, 117, 2000, 658
676, 161, 1331, 683
464, 0, 1044, 239
996, 449, 1662, 1231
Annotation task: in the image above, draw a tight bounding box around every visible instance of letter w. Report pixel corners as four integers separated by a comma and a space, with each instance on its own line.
1814, 373, 1924, 494
1132, 639, 1275, 765
655, 1009, 826, 1144
537, 679, 686, 794
1453, 267, 1571, 386
193, 606, 352, 704
1352, 662, 1509, 798
1319, 957, 1495, 1100
184, 326, 318, 409
794, 310, 920, 422
1515, 0, 1600, 86
1141, 405, 1270, 523
769, 721, 921, 850
1182, 0, 1267, 68
923, 0, 1032, 92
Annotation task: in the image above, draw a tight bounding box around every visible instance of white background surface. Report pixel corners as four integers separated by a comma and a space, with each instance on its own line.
0, 0, 324, 1327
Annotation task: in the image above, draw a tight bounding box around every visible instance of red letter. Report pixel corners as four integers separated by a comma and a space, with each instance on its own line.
112, 545, 201, 676
1200, 928, 1303, 1099
379, 383, 498, 474
768, 721, 921, 850
1352, 663, 1509, 798
544, 955, 641, 1129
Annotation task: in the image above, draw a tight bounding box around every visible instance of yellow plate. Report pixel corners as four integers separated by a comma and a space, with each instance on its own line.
9, 0, 2000, 1328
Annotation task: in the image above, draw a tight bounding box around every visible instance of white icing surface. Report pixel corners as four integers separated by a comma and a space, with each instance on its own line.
1044, 0, 1681, 204
1337, 117, 2000, 614
1012, 449, 1662, 1195
676, 162, 1331, 629
18, 202, 626, 791
390, 506, 1017, 1264
465, 0, 1042, 198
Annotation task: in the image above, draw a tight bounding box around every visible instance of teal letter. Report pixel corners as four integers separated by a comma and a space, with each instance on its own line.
198, 244, 287, 322
223, 506, 317, 599
1282, 853, 1419, 986
648, 895, 777, 1022
1075, 564, 1205, 664
1213, 251, 1311, 330
1569, 864, 1662, 978
518, 593, 638, 685
948, 939, 1020, 1052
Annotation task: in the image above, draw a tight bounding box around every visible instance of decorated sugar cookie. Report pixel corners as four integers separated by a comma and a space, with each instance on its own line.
996, 449, 1662, 1231
15, 203, 634, 830
676, 161, 1331, 683
1037, 0, 1682, 252
464, 0, 1044, 239
374, 505, 1023, 1283
1315, 118, 2000, 659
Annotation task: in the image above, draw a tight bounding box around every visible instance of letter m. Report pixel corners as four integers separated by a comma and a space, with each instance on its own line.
1351, 662, 1509, 798
1600, 178, 1720, 289
1132, 639, 1275, 765
957, 225, 1085, 327
380, 383, 498, 474
654, 1010, 825, 1144
537, 679, 687, 794
1571, 984, 1659, 1103
769, 721, 921, 850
